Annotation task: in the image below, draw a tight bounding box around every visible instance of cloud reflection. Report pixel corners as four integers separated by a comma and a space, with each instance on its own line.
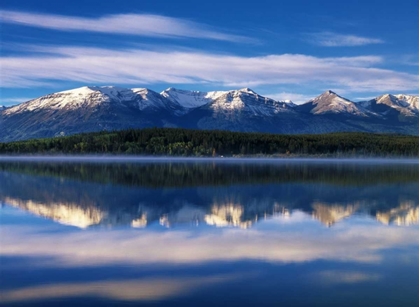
315, 270, 382, 284
1, 212, 418, 268
0, 274, 246, 303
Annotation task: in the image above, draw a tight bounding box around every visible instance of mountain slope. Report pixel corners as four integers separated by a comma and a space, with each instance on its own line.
395, 94, 419, 109
160, 87, 228, 111
296, 90, 368, 116
358, 94, 419, 122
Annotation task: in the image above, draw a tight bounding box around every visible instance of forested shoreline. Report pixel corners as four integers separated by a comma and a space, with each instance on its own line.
0, 128, 418, 157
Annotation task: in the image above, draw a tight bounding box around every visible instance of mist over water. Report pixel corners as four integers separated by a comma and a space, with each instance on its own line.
0, 159, 418, 306
0, 155, 418, 164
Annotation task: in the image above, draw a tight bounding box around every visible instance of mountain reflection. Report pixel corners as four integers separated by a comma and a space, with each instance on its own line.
0, 160, 418, 228
375, 202, 419, 226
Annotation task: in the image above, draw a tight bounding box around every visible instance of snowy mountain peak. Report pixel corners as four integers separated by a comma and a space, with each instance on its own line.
160, 87, 227, 109
208, 88, 292, 116
58, 86, 98, 95
319, 90, 343, 98
313, 90, 352, 104
376, 94, 409, 108
358, 93, 419, 118
394, 94, 419, 110
58, 86, 151, 98
283, 100, 296, 107
238, 88, 257, 94
56, 85, 138, 102
325, 90, 337, 95
299, 90, 366, 116
131, 88, 149, 94
3, 85, 177, 116
4, 86, 112, 114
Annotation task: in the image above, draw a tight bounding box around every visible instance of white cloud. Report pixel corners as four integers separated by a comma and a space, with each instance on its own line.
0, 10, 249, 42
0, 46, 417, 93
308, 32, 385, 47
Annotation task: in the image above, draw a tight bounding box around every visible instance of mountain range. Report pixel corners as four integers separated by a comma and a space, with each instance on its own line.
0, 86, 418, 142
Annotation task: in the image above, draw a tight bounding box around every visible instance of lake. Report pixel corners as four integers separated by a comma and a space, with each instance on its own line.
0, 158, 418, 306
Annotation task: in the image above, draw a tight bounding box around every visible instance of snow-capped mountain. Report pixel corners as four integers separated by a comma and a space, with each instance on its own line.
0, 86, 418, 142
378, 94, 420, 110
297, 90, 368, 116
395, 94, 419, 109
0, 86, 182, 142
3, 86, 180, 115
358, 94, 419, 120
181, 88, 302, 132
161, 87, 228, 110
207, 88, 292, 115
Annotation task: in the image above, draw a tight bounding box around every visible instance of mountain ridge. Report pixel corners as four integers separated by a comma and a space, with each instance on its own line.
0, 86, 418, 142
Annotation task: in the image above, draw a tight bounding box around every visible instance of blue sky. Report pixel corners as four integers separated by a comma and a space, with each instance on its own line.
0, 0, 418, 105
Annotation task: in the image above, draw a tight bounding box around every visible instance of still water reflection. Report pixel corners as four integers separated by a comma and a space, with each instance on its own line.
0, 158, 418, 306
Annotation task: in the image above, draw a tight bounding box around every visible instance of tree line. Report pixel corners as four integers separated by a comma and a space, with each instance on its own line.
0, 128, 418, 157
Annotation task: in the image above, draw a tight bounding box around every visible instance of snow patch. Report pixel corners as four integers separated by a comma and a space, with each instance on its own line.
161, 88, 227, 109
209, 89, 291, 116
395, 94, 419, 110
238, 88, 257, 94
308, 90, 367, 116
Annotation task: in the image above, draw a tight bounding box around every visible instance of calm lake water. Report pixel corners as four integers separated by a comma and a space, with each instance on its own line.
0, 158, 418, 306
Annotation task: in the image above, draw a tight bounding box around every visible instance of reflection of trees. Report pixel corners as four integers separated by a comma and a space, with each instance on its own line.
0, 161, 417, 188
0, 162, 418, 228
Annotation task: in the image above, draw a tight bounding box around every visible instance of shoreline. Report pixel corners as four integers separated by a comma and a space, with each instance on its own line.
0, 155, 418, 164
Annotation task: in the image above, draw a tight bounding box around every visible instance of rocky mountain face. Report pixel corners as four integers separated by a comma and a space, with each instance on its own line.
0, 86, 418, 142
359, 94, 419, 122
296, 90, 368, 116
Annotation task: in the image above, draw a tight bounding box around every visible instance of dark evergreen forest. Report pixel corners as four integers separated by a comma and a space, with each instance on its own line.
0, 128, 417, 157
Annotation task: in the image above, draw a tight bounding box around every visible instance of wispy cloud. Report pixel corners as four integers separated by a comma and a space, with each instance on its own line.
0, 97, 36, 104
307, 32, 385, 47
0, 45, 417, 93
0, 10, 249, 42
397, 54, 419, 66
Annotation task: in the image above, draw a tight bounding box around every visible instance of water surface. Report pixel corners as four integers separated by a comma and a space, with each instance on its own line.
0, 158, 418, 306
